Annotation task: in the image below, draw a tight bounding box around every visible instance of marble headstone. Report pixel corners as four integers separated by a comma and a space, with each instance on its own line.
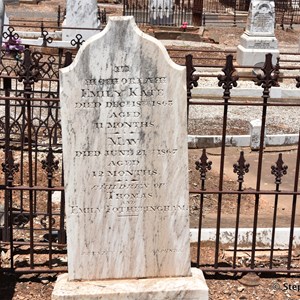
53, 16, 208, 300
62, 0, 99, 42
237, 0, 279, 66
62, 15, 190, 281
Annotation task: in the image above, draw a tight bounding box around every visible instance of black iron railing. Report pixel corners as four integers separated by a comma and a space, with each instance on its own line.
187, 53, 300, 274
0, 25, 299, 276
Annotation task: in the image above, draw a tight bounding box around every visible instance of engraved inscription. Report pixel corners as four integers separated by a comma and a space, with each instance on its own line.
81, 247, 185, 256
254, 14, 272, 32
71, 65, 179, 213
91, 182, 166, 190
92, 169, 158, 177
70, 204, 189, 216
95, 121, 154, 129
113, 65, 130, 72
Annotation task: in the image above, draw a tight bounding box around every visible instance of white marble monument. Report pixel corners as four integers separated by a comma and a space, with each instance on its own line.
52, 16, 208, 300
62, 0, 99, 42
237, 0, 279, 66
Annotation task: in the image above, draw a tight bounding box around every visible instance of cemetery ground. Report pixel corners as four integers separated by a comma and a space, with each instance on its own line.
1, 1, 300, 300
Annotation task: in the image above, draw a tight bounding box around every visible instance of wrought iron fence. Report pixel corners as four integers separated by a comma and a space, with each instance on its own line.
276, 0, 300, 29
7, 5, 107, 29
204, 0, 235, 12
0, 32, 72, 272
123, 0, 193, 26
0, 24, 299, 276
199, 0, 300, 27
186, 53, 300, 274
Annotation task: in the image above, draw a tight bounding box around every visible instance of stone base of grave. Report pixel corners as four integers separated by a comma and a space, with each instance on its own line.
52, 268, 209, 300
236, 33, 279, 67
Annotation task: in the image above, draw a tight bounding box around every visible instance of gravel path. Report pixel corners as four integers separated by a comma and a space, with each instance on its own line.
189, 73, 300, 135
163, 28, 300, 136
189, 103, 300, 135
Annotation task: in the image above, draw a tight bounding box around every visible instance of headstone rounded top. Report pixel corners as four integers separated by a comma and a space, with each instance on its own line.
61, 16, 184, 76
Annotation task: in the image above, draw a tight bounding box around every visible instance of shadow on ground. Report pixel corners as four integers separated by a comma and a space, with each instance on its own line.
0, 274, 16, 300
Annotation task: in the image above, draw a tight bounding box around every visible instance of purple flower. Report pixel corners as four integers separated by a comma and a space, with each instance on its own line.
2, 37, 24, 60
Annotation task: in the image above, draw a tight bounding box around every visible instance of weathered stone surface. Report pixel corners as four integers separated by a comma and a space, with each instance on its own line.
237, 0, 279, 66
52, 269, 209, 300
250, 119, 265, 150
0, 1, 4, 48
60, 16, 191, 281
62, 0, 99, 42
245, 0, 275, 36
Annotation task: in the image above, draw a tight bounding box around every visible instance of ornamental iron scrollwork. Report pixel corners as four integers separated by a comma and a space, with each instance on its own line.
70, 34, 85, 50
195, 149, 212, 182
13, 213, 29, 228
218, 54, 239, 97
41, 23, 53, 47
255, 53, 279, 90
45, 55, 58, 79
2, 149, 19, 184
233, 151, 250, 184
3, 26, 19, 43
271, 153, 288, 185
41, 147, 59, 180
273, 57, 280, 86
40, 215, 56, 229
186, 54, 200, 98
18, 49, 50, 95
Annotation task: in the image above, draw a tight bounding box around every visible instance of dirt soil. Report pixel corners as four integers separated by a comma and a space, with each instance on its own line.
2, 266, 300, 300
1, 1, 300, 300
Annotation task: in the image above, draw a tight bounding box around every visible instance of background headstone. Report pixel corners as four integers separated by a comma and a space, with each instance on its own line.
0, 1, 4, 49
62, 0, 99, 42
53, 16, 208, 300
237, 0, 279, 66
0, 0, 15, 58
3, 10, 9, 33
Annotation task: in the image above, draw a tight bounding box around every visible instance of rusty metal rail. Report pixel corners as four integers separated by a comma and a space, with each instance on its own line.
187, 53, 300, 274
